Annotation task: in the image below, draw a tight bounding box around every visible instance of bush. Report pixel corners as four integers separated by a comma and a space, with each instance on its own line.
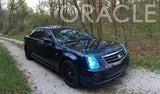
0, 29, 6, 34
152, 32, 160, 44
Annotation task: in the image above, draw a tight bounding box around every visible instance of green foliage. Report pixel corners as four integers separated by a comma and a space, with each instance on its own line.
28, 13, 51, 28
0, 44, 31, 94
0, 29, 6, 34
2, 34, 25, 41
11, 2, 33, 32
130, 56, 160, 71
152, 32, 160, 44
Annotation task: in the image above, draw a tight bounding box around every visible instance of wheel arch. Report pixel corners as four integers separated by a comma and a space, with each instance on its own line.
58, 53, 78, 72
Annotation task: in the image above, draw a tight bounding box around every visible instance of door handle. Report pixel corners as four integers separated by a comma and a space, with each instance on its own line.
55, 53, 58, 55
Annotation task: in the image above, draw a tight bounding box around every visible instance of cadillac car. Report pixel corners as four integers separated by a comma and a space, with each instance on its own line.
24, 26, 130, 88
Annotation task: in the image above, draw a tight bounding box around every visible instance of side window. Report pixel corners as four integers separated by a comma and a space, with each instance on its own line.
30, 30, 40, 39
31, 29, 52, 40
31, 29, 44, 40
42, 30, 52, 40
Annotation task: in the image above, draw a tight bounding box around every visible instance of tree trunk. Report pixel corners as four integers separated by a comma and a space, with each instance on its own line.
0, 0, 5, 29
49, 0, 54, 25
72, 0, 88, 32
159, 1, 160, 18
159, 1, 160, 31
58, 0, 61, 25
88, 0, 93, 35
62, 0, 65, 26
6, 0, 14, 34
6, 0, 24, 34
112, 0, 118, 40
92, 0, 99, 38
129, 0, 133, 37
120, 0, 128, 48
98, 0, 103, 40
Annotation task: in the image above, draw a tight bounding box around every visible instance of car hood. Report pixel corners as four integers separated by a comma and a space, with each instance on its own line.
63, 39, 123, 58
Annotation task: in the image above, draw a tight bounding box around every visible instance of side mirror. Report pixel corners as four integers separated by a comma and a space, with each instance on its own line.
43, 38, 53, 44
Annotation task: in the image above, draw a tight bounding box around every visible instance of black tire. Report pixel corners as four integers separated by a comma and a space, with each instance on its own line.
61, 60, 80, 88
25, 45, 33, 60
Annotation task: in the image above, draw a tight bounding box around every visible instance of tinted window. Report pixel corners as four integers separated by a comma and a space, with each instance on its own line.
31, 29, 52, 40
31, 29, 43, 39
42, 30, 52, 40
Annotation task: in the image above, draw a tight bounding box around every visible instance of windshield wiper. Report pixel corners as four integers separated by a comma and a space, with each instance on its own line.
78, 37, 93, 41
62, 40, 79, 44
61, 37, 93, 44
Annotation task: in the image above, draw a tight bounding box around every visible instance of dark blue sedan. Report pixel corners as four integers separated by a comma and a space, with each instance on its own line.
24, 26, 129, 88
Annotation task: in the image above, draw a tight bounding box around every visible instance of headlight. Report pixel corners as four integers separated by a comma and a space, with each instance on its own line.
86, 56, 100, 69
121, 44, 128, 53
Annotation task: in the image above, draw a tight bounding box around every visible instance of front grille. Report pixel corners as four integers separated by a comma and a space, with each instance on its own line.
102, 49, 126, 64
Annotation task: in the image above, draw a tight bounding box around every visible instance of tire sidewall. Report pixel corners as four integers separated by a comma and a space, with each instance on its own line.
25, 45, 32, 60
61, 60, 80, 88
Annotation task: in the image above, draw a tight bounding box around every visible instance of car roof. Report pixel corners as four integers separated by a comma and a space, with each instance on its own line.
37, 25, 79, 31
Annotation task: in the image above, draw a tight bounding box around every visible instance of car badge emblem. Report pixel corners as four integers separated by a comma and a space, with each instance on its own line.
118, 55, 122, 59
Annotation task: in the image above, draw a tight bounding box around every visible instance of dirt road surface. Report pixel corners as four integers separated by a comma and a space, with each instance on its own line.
0, 37, 160, 94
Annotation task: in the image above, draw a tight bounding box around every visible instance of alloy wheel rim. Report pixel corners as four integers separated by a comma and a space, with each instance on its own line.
62, 63, 74, 83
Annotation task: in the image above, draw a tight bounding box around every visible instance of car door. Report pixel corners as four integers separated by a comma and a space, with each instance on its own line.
38, 29, 60, 68
30, 29, 44, 60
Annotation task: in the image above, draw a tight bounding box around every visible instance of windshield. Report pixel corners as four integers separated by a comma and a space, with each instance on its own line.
52, 29, 93, 43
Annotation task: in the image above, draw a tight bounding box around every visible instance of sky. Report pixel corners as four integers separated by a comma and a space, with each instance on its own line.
1, 0, 47, 10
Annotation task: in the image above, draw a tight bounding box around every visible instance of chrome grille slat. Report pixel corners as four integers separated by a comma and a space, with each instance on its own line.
104, 55, 118, 60
105, 58, 121, 63
102, 49, 126, 65
102, 49, 123, 58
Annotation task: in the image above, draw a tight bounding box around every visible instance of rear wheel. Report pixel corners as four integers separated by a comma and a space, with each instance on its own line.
61, 60, 80, 88
25, 45, 33, 60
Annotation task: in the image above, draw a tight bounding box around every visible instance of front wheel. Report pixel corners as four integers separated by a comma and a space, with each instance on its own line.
61, 60, 80, 88
25, 45, 33, 60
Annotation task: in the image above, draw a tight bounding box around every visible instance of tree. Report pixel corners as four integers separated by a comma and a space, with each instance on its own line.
48, 0, 54, 25
119, 0, 128, 47
72, 0, 88, 32
58, 0, 61, 25
111, 0, 118, 40
0, 0, 5, 29
6, 0, 25, 34
13, 2, 31, 32
36, 0, 48, 26
159, 1, 160, 18
159, 1, 160, 31
87, 0, 94, 35
98, 0, 103, 40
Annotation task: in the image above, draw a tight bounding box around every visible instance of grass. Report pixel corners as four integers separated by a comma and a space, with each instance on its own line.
9, 41, 23, 48
7, 41, 23, 48
2, 34, 25, 41
0, 38, 23, 48
0, 44, 31, 94
130, 56, 160, 72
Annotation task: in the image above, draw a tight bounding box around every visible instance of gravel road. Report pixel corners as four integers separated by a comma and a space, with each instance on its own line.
0, 37, 160, 94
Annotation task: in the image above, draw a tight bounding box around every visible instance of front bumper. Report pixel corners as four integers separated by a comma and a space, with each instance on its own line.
80, 54, 130, 87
